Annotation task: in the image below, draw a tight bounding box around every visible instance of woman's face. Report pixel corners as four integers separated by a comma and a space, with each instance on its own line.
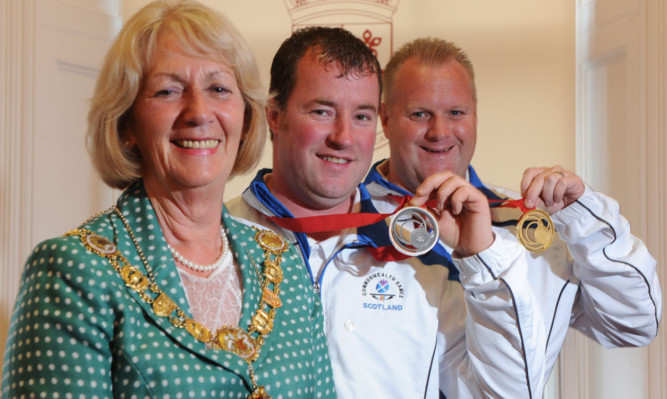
127, 34, 246, 195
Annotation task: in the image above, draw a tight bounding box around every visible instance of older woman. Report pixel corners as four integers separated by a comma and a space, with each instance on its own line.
1, 1, 335, 398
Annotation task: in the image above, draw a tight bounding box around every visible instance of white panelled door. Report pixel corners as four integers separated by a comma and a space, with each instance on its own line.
569, 0, 666, 398
32, 0, 120, 243
0, 0, 121, 378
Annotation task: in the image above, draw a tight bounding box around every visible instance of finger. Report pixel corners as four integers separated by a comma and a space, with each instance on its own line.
444, 186, 465, 215
451, 186, 477, 216
552, 172, 571, 205
554, 171, 586, 208
521, 167, 549, 209
541, 171, 566, 207
522, 178, 545, 210
411, 172, 458, 206
522, 166, 568, 208
544, 166, 572, 205
431, 175, 470, 213
409, 194, 428, 207
520, 167, 547, 195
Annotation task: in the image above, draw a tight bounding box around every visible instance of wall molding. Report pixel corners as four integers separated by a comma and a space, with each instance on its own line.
559, 331, 590, 398
56, 59, 101, 77
0, 0, 35, 379
644, 0, 666, 397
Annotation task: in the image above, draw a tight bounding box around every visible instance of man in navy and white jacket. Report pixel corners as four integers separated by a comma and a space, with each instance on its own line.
228, 28, 565, 398
365, 37, 662, 396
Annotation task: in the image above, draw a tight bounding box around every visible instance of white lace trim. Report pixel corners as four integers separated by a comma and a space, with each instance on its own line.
178, 255, 242, 331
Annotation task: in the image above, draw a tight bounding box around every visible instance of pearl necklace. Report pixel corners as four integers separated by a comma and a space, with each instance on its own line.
166, 226, 230, 273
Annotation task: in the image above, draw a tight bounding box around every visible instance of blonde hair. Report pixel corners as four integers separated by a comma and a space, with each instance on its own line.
86, 0, 266, 189
383, 37, 476, 106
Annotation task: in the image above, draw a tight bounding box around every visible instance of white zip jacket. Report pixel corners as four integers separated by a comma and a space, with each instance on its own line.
227, 168, 569, 398
364, 161, 662, 397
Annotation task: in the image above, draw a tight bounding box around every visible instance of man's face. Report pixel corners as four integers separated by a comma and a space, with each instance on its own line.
381, 57, 477, 193
269, 48, 379, 211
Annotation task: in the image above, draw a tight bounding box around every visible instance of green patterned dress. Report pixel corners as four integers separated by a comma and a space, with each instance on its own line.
2, 182, 335, 398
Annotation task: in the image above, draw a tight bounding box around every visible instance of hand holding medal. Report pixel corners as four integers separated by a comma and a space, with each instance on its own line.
267, 167, 583, 259
520, 166, 585, 215
409, 172, 495, 258
513, 165, 586, 252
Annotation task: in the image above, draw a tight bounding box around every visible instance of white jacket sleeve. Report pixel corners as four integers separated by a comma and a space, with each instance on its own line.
552, 186, 662, 347
442, 230, 548, 399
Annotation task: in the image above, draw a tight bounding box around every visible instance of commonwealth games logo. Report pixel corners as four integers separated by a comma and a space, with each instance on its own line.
372, 279, 394, 301
361, 272, 405, 311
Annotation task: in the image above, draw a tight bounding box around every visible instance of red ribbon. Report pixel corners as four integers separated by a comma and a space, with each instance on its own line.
267, 196, 533, 261
488, 198, 535, 213
267, 196, 410, 233
267, 196, 413, 261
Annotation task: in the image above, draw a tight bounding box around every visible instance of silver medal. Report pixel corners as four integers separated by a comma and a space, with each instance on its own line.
389, 206, 439, 256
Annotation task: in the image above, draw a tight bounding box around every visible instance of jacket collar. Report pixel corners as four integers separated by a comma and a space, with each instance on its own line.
243, 169, 385, 257
109, 182, 263, 383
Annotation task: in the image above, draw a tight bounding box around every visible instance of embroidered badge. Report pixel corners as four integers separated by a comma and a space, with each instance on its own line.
361, 272, 405, 311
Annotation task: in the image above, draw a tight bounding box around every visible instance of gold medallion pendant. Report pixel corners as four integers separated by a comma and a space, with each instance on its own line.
249, 386, 271, 399
215, 328, 258, 360
85, 234, 117, 255
71, 206, 291, 399
256, 230, 288, 254
515, 209, 555, 252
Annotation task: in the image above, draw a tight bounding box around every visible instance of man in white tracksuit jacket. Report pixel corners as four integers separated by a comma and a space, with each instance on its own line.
229, 32, 661, 398
232, 166, 558, 398
370, 37, 661, 396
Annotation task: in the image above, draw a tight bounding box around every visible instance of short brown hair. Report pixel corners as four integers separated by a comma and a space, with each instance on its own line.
269, 26, 382, 110
86, 0, 266, 189
383, 37, 476, 106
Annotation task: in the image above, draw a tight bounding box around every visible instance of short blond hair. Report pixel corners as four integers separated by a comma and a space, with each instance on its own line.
383, 37, 476, 106
86, 0, 266, 189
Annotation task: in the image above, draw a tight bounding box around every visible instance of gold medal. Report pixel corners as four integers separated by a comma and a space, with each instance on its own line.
516, 209, 555, 252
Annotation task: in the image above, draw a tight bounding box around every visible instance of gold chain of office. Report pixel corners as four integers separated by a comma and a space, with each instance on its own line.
66, 205, 289, 399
